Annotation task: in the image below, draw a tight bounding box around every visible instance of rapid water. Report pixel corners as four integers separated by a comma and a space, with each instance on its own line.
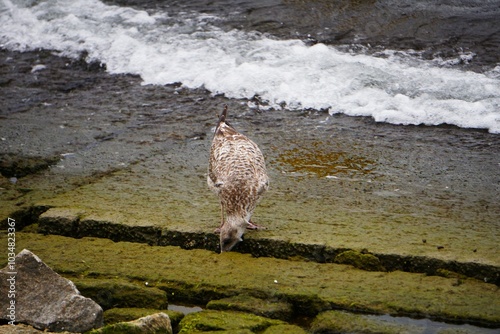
1, 0, 499, 133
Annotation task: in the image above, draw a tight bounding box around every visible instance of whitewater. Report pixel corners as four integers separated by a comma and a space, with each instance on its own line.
1, 0, 499, 133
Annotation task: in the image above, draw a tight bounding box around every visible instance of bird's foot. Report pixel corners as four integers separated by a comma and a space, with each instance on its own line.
247, 220, 266, 230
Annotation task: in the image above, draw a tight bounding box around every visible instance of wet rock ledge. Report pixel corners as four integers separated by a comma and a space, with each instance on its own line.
35, 207, 500, 286
1, 47, 499, 333
0, 232, 499, 334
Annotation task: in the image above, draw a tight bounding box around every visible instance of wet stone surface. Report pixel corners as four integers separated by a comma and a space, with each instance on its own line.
0, 233, 499, 332
1, 48, 499, 333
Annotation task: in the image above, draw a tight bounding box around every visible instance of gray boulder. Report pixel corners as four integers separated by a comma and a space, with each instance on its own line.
0, 249, 103, 332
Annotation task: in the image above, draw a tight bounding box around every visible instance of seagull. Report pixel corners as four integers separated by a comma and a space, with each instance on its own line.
208, 105, 269, 252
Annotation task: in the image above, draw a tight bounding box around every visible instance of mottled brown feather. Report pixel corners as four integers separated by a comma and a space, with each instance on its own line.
208, 107, 269, 251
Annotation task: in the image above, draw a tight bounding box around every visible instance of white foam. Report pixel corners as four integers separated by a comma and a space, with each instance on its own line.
31, 64, 46, 72
1, 0, 499, 133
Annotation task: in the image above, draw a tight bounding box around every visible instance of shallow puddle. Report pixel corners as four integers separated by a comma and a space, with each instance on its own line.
168, 304, 203, 315
368, 314, 500, 334
276, 140, 375, 178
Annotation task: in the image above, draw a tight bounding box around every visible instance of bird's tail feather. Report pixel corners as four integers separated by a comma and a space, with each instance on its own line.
216, 105, 228, 130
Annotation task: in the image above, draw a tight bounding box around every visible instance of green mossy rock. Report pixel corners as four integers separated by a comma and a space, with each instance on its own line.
73, 278, 168, 310
103, 308, 184, 327
334, 250, 386, 272
2, 233, 499, 327
310, 310, 421, 334
182, 330, 254, 334
177, 310, 285, 333
206, 295, 293, 320
89, 313, 172, 334
262, 324, 308, 334
436, 269, 468, 280
285, 293, 331, 316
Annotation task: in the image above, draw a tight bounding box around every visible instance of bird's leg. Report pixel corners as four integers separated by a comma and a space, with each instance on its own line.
247, 220, 266, 230
214, 202, 225, 234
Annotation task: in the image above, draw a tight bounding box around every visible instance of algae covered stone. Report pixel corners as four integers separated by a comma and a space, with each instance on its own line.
334, 250, 386, 271
310, 310, 421, 334
262, 324, 308, 334
178, 310, 285, 333
90, 312, 172, 334
185, 330, 254, 334
206, 294, 293, 320
3, 233, 500, 327
103, 307, 184, 327
73, 278, 168, 310
38, 207, 81, 236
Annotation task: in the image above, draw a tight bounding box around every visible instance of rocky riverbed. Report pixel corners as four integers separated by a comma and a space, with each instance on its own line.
1, 48, 499, 333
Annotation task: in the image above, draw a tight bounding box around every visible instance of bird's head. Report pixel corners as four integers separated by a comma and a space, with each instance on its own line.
219, 216, 246, 252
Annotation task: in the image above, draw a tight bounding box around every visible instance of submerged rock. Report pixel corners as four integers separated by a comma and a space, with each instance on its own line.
0, 249, 103, 332
177, 310, 285, 333
90, 313, 172, 334
206, 294, 293, 320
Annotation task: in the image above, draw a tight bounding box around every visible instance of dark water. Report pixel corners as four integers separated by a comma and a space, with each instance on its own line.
104, 0, 500, 72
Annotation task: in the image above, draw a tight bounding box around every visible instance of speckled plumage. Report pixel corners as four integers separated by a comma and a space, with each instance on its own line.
208, 106, 269, 252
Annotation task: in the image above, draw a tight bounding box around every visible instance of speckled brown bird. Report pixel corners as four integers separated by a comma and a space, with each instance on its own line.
208, 106, 269, 252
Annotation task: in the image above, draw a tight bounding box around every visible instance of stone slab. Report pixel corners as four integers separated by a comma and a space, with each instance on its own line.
0, 233, 498, 328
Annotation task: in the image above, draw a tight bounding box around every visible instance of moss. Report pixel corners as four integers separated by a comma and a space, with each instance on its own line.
2, 233, 499, 327
103, 308, 183, 327
182, 330, 254, 334
157, 281, 234, 306
276, 142, 374, 177
206, 295, 293, 320
29, 174, 500, 284
334, 250, 386, 271
435, 269, 469, 287
262, 324, 308, 334
88, 322, 142, 334
38, 207, 80, 236
20, 223, 39, 233
310, 310, 422, 334
436, 269, 468, 280
89, 321, 171, 334
73, 278, 168, 310
284, 293, 331, 316
89, 313, 172, 334
177, 310, 285, 333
